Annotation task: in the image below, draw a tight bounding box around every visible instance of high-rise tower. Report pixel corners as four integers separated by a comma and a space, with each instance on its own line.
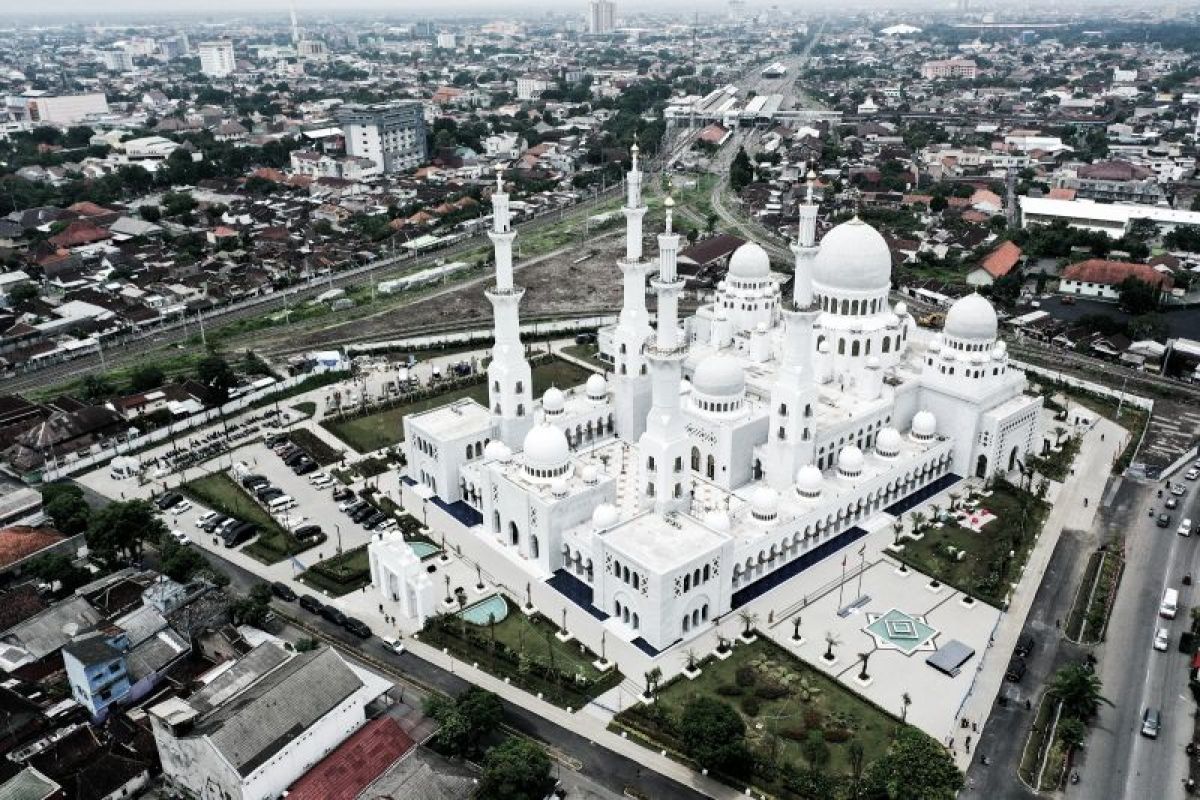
612, 144, 653, 441
766, 173, 820, 489
486, 165, 534, 448
638, 198, 690, 514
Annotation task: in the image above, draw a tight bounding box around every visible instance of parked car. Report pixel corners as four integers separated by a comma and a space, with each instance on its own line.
196, 511, 221, 529
169, 529, 190, 546
365, 513, 387, 529
242, 475, 269, 490
320, 605, 347, 626
376, 519, 397, 532
1004, 657, 1027, 683
270, 581, 297, 602
1157, 513, 1172, 528
257, 487, 284, 503
333, 487, 354, 501
343, 617, 372, 638
155, 492, 183, 510
1167, 496, 1180, 510
1154, 628, 1170, 651
201, 514, 229, 533
1142, 707, 1161, 738
294, 461, 318, 476
1188, 468, 1200, 481
293, 524, 323, 541
172, 499, 192, 513
1179, 518, 1193, 537
380, 636, 405, 654
299, 595, 324, 614
1171, 484, 1186, 497
222, 522, 256, 547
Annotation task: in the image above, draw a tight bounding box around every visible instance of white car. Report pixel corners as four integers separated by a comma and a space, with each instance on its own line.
1154, 628, 1170, 651
1188, 468, 1200, 481
195, 511, 220, 529
1172, 484, 1187, 497
170, 529, 190, 546
310, 474, 333, 487
172, 499, 192, 514
380, 637, 405, 654
1180, 518, 1193, 537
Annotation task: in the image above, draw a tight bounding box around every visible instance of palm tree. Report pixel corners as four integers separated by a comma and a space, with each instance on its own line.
738, 610, 759, 638
910, 511, 927, 536
823, 631, 840, 661
892, 520, 905, 545
857, 651, 871, 681
792, 616, 803, 640
929, 504, 942, 525
947, 491, 961, 512
644, 666, 663, 700
683, 648, 700, 672
1053, 425, 1068, 445
1049, 663, 1111, 722
901, 691, 912, 724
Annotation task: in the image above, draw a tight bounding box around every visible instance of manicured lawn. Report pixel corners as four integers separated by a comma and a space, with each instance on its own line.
616, 637, 901, 787
894, 480, 1049, 608
420, 595, 618, 707
180, 472, 318, 565
322, 358, 594, 453
299, 546, 371, 596
561, 343, 608, 370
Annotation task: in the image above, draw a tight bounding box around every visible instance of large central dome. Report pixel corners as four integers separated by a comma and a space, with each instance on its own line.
812, 217, 893, 293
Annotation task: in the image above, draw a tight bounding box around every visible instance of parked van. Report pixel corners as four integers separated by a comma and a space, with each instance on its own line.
1160, 588, 1179, 619
267, 495, 296, 514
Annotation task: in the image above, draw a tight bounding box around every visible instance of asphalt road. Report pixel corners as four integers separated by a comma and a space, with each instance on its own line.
1076, 470, 1200, 800
184, 545, 709, 800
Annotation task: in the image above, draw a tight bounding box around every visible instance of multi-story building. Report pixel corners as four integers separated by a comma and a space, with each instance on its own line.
336, 101, 427, 175
920, 59, 977, 79
587, 0, 616, 34
516, 76, 553, 100
99, 48, 134, 72
198, 40, 235, 78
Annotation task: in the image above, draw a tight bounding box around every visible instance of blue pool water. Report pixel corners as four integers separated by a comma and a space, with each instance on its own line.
459, 594, 509, 626
409, 541, 440, 559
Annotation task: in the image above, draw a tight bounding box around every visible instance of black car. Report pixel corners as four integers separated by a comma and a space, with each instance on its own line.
270, 581, 297, 602
242, 475, 268, 490
332, 487, 354, 502
343, 617, 372, 638
294, 525, 323, 541
299, 595, 324, 614
155, 492, 183, 510
201, 514, 229, 533
294, 461, 318, 476
284, 451, 308, 467
364, 513, 387, 529
1005, 657, 1027, 683
352, 507, 375, 524
1157, 513, 1172, 528
257, 487, 284, 502
321, 605, 347, 626
222, 522, 256, 547
1014, 634, 1035, 659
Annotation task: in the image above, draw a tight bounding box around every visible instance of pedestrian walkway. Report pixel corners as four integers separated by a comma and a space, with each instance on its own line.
949, 415, 1128, 769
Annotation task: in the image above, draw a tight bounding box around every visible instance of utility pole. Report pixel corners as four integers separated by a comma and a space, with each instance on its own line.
197, 310, 207, 349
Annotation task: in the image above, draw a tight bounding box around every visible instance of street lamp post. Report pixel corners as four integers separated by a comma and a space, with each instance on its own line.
335, 523, 343, 555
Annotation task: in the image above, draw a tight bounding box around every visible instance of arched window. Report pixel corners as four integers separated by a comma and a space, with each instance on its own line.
632, 573, 640, 589
465, 444, 473, 458
493, 511, 500, 533
516, 404, 525, 416
622, 565, 630, 583
530, 535, 539, 559
509, 521, 519, 546
851, 340, 860, 357
691, 447, 700, 471
838, 338, 846, 355
632, 612, 640, 629
703, 564, 710, 582
882, 337, 891, 353
779, 403, 788, 417
515, 380, 524, 394
706, 455, 715, 479
683, 574, 691, 592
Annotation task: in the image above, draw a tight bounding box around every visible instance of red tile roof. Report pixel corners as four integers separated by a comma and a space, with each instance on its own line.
1062, 259, 1173, 290
981, 241, 1022, 279
48, 222, 111, 249
285, 717, 414, 800
0, 526, 66, 569
1048, 187, 1076, 200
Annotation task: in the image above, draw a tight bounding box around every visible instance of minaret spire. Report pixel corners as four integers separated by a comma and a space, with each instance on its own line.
486, 164, 533, 447
611, 140, 654, 441
638, 194, 689, 514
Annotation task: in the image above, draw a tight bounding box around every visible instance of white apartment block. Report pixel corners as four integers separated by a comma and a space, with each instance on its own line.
921, 59, 977, 80
198, 41, 236, 78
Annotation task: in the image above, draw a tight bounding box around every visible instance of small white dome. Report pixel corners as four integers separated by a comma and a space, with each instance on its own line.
728, 242, 771, 279
813, 217, 893, 293
876, 426, 902, 457
894, 301, 908, 317
751, 486, 779, 520
818, 339, 831, 353
944, 293, 998, 341
994, 340, 1007, 355
704, 508, 732, 532
838, 445, 865, 475
795, 464, 823, 497
551, 479, 568, 497
586, 373, 607, 399
692, 354, 745, 397
522, 423, 570, 469
912, 410, 937, 439
582, 465, 600, 484
592, 503, 619, 529
484, 440, 512, 462
866, 356, 881, 370
755, 321, 768, 333
543, 386, 565, 414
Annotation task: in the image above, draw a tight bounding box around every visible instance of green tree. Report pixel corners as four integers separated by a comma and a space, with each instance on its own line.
86, 499, 165, 564
1057, 717, 1087, 750
479, 737, 553, 800
1117, 276, 1160, 315
161, 191, 197, 217
1049, 663, 1110, 722
860, 727, 963, 800
129, 365, 166, 393
82, 374, 115, 402
41, 484, 90, 535
802, 728, 830, 768
196, 352, 236, 402
7, 283, 38, 304
294, 637, 319, 652
26, 552, 90, 593
159, 537, 209, 582
730, 147, 754, 192
678, 696, 752, 777
425, 686, 504, 757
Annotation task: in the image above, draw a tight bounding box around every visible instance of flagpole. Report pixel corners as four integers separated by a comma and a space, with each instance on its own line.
837, 555, 847, 609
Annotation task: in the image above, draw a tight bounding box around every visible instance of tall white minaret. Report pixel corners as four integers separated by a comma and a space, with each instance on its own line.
486, 165, 534, 448
612, 143, 653, 442
638, 197, 690, 514
290, 3, 302, 44
766, 172, 820, 489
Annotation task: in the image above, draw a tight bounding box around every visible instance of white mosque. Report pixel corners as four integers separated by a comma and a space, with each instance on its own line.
372, 152, 1042, 653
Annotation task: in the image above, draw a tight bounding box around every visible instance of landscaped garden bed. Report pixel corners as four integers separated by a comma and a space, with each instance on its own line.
286, 428, 344, 466
299, 545, 371, 596
180, 472, 320, 564
893, 479, 1050, 608
419, 595, 620, 708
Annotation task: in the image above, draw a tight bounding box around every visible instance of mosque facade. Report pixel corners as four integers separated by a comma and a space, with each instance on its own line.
372, 154, 1042, 653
